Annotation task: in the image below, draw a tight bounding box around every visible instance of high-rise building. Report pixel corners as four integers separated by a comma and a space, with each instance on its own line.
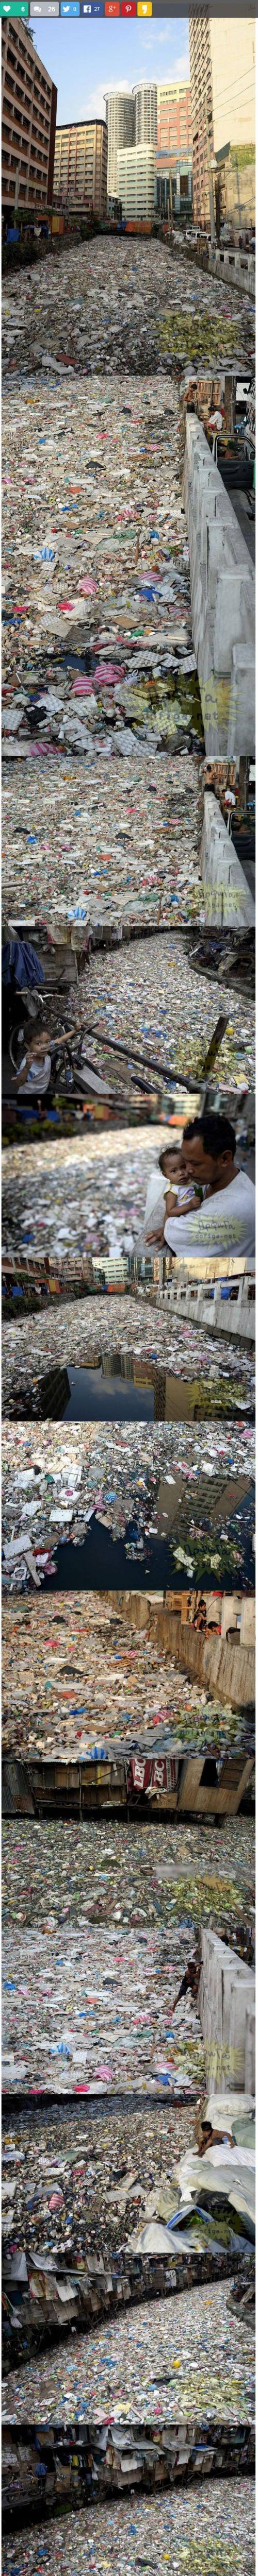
133, 84, 157, 147
189, 15, 255, 229
117, 144, 156, 222
104, 90, 135, 197
53, 120, 108, 219
156, 79, 192, 217
157, 82, 192, 155
2, 19, 57, 216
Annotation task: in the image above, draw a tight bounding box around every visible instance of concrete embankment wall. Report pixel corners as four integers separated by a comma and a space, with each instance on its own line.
200, 791, 255, 926
171, 229, 255, 297
174, 230, 255, 297
162, 1270, 255, 1338
207, 243, 255, 293
199, 1927, 255, 2091
183, 417, 255, 756
110, 1594, 255, 1713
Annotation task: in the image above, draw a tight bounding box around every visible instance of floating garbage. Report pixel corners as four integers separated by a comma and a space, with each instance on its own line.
2, 744, 204, 929
2, 1587, 254, 1759
2, 1811, 254, 2101
2, 1287, 255, 1425
2, 2276, 254, 2420
1, 2472, 255, 2575
2, 1419, 255, 1594
2, 235, 255, 379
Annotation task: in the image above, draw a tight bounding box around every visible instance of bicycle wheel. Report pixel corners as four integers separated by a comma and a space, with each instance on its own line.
9, 1024, 28, 1073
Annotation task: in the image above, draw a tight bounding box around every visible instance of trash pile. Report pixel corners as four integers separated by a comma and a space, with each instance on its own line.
2, 2277, 254, 2420
4, 2057, 251, 2262
2, 746, 204, 928
2, 1420, 254, 1592
177, 2106, 255, 2247
2, 235, 255, 379
2, 929, 255, 1120
2, 1814, 254, 2102
3, 2082, 254, 2375
3, 1812, 253, 1930
3, 1812, 206, 2095
5, 2096, 254, 2371
1, 1127, 254, 1264
1, 2096, 199, 2263
2, 1591, 253, 1757
1, 1129, 173, 1261
36, 932, 254, 1087
2, 381, 203, 746
1, 2473, 255, 2574
2, 1293, 255, 1423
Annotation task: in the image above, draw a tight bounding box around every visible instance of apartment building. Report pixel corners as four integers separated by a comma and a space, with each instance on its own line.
53, 120, 108, 219
157, 81, 192, 155
116, 143, 156, 221
2, 18, 57, 216
189, 15, 255, 228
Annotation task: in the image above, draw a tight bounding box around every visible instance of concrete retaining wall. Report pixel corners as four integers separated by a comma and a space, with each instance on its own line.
183, 417, 255, 755
160, 1273, 255, 1340
208, 244, 255, 292
200, 791, 255, 925
172, 1619, 255, 1713
160, 1270, 255, 1338
199, 1927, 255, 2089
108, 1592, 255, 1712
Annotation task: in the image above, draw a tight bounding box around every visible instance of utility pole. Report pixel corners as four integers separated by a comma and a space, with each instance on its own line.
223, 375, 236, 438
204, 100, 215, 243
238, 757, 248, 815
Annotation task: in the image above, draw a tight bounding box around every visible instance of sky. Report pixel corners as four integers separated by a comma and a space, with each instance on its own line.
29, 16, 190, 125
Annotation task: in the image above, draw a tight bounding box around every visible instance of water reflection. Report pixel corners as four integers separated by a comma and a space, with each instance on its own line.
13, 1355, 252, 1425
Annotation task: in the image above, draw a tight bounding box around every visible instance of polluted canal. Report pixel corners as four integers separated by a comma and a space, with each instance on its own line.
2, 1421, 255, 1594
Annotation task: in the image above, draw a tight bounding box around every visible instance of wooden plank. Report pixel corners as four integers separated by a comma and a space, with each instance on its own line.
177, 1758, 204, 1809
213, 1757, 254, 1813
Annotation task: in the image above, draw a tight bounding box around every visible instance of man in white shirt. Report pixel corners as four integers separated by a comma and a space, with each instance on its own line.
163, 1112, 255, 1265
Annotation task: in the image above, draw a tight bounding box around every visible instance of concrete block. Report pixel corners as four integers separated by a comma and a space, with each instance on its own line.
199, 1930, 255, 2090
200, 791, 255, 925
213, 571, 253, 668
183, 417, 255, 754
228, 646, 256, 756
207, 243, 255, 295
200, 485, 233, 566
245, 2006, 255, 2094
230, 1978, 255, 2089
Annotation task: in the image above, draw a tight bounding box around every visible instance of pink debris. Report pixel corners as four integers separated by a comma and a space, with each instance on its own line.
71, 678, 95, 695
49, 2191, 64, 2211
94, 664, 125, 685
